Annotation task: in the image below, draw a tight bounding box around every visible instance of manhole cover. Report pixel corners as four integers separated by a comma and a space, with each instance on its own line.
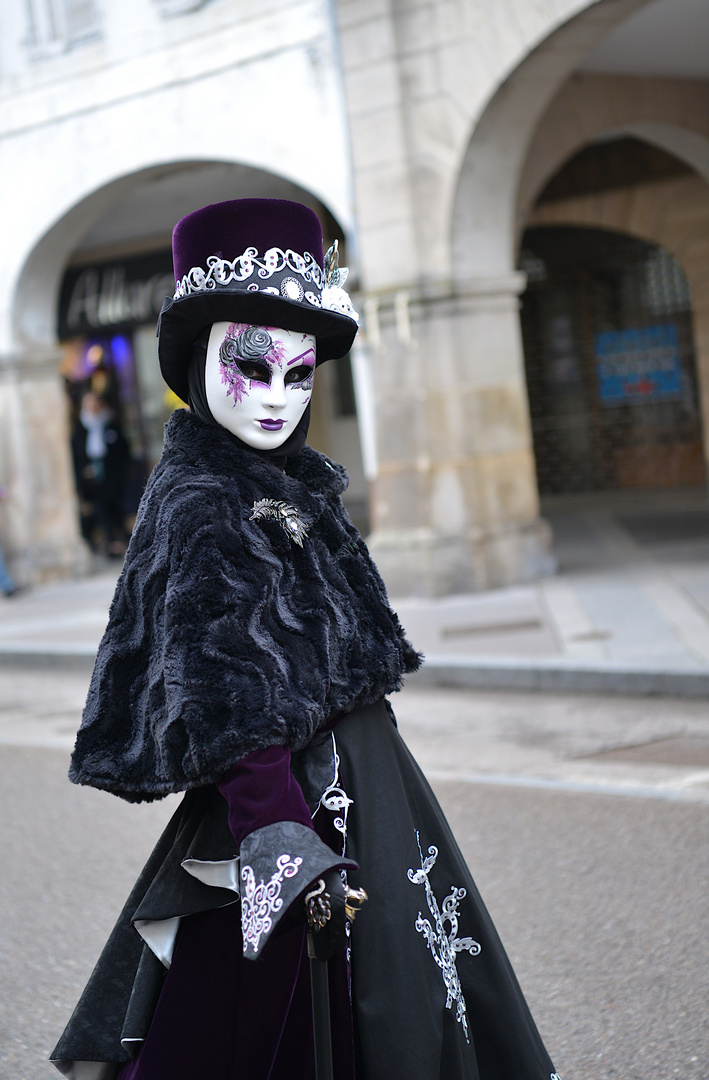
583, 735, 709, 768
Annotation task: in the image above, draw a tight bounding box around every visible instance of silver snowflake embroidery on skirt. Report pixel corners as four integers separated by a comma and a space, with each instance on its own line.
249, 499, 310, 546
407, 831, 481, 1042
240, 853, 303, 955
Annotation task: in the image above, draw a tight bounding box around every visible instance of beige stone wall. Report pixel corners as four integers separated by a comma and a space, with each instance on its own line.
338, 0, 645, 288
528, 172, 709, 474
361, 277, 555, 595
336, 0, 649, 593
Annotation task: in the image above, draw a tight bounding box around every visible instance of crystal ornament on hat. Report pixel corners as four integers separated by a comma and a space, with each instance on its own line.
322, 240, 359, 323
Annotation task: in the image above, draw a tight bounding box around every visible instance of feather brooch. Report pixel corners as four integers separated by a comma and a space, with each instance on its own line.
250, 499, 310, 547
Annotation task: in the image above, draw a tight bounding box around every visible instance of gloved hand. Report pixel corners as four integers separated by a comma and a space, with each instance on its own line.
304, 870, 347, 962
304, 872, 368, 961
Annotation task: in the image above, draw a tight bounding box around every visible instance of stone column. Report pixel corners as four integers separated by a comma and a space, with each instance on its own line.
0, 350, 88, 584
686, 273, 709, 479
363, 273, 555, 596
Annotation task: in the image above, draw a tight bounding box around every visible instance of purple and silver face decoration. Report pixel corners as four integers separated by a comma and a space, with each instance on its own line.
205, 322, 316, 449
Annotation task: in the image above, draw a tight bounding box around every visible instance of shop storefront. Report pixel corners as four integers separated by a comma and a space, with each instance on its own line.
58, 251, 177, 548
58, 250, 178, 461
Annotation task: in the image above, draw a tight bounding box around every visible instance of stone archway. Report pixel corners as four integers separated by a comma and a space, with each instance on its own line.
524, 148, 709, 480
3, 161, 355, 580
450, 0, 650, 280
362, 0, 652, 595
513, 63, 709, 480
516, 75, 709, 250
12, 160, 343, 353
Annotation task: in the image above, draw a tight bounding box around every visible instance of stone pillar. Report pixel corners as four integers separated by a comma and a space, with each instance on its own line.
0, 350, 88, 584
363, 274, 555, 596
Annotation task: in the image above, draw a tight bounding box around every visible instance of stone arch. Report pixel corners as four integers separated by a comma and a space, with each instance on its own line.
3, 159, 354, 580
526, 153, 709, 285
516, 75, 709, 249
450, 0, 650, 282
12, 159, 345, 353
525, 148, 709, 477
371, 0, 706, 594
354, 0, 669, 594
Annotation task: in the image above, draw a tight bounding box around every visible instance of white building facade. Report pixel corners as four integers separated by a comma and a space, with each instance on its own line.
1, 0, 707, 592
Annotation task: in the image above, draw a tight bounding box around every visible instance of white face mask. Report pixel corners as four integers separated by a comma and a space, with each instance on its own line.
205, 323, 316, 449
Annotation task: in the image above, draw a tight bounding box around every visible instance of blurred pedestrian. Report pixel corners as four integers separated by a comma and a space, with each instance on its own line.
72, 390, 130, 557
0, 484, 18, 597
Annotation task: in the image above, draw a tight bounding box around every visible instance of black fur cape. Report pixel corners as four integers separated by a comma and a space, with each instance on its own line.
70, 409, 421, 802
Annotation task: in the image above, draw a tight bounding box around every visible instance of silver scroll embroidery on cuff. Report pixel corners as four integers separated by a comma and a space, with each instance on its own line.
240, 853, 303, 955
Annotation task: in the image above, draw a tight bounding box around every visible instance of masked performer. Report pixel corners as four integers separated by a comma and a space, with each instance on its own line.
52, 199, 560, 1080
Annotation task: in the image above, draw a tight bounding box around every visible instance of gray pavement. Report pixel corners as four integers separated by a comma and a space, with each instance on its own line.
1, 676, 708, 1080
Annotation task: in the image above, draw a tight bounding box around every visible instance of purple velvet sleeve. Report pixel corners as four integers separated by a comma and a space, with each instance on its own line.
217, 745, 314, 847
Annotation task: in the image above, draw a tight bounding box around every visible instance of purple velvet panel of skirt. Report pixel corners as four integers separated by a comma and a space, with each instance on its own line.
115, 746, 354, 1080
116, 902, 353, 1080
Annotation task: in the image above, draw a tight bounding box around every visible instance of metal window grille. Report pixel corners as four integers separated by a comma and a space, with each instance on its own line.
519, 226, 705, 494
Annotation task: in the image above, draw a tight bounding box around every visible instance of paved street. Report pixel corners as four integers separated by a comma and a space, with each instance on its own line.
0, 667, 707, 1079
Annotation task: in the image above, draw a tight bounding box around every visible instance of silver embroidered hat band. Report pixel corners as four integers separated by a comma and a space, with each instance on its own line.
174, 239, 358, 326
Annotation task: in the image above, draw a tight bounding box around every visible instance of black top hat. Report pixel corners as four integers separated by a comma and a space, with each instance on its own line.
157, 198, 359, 403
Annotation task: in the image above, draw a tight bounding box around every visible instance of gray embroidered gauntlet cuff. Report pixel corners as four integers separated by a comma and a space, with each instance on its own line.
238, 820, 357, 959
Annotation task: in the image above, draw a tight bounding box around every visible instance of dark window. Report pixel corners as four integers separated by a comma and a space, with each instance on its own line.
519, 226, 704, 494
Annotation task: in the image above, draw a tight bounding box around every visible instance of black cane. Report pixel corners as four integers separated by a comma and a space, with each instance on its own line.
305, 882, 367, 1080
307, 931, 334, 1080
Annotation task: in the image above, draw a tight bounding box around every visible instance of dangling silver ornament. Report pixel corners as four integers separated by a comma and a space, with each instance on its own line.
323, 239, 348, 289
249, 499, 310, 547
322, 239, 359, 323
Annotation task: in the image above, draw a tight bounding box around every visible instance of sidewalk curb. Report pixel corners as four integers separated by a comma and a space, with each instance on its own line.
0, 647, 96, 672
3, 644, 709, 697
409, 655, 709, 698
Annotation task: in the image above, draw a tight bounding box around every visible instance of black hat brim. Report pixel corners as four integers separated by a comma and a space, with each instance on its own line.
158, 290, 359, 404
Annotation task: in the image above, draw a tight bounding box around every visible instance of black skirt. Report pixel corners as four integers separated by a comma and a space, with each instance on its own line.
51, 700, 559, 1080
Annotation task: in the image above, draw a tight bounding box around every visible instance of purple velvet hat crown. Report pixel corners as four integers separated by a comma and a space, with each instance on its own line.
158, 198, 359, 403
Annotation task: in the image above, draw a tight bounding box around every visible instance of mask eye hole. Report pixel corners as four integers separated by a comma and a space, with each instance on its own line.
236, 361, 271, 384
285, 366, 314, 386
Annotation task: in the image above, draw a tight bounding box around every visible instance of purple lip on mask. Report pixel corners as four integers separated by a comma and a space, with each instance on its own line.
259, 418, 285, 430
